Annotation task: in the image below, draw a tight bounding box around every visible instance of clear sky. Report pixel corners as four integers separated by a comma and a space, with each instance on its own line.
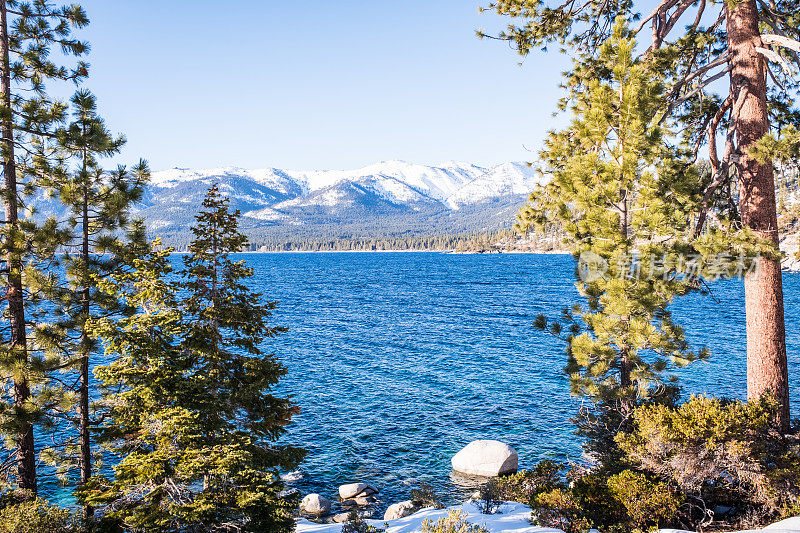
76, 1, 571, 172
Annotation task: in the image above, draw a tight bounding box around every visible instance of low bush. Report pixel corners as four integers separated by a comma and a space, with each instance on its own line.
490, 460, 563, 506
341, 511, 385, 533
607, 470, 683, 531
617, 394, 800, 524
532, 488, 590, 533
0, 498, 79, 533
419, 510, 489, 533
475, 479, 503, 514
411, 482, 444, 509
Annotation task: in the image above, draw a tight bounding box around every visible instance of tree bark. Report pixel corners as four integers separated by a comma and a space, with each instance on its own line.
79, 167, 92, 516
725, 0, 790, 431
0, 0, 37, 495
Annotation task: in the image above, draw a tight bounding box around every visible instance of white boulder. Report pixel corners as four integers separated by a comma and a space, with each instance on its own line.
339, 482, 378, 499
300, 493, 331, 516
451, 440, 519, 477
384, 500, 419, 520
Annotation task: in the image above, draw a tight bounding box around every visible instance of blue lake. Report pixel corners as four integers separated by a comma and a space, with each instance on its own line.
40, 252, 800, 511
255, 252, 800, 509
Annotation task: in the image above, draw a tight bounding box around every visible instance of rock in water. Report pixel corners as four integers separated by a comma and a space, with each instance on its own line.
338, 483, 378, 499
300, 493, 331, 516
384, 500, 419, 520
451, 440, 518, 477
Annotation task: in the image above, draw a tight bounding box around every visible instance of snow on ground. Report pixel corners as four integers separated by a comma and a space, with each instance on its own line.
295, 501, 800, 533
762, 516, 800, 530
295, 502, 562, 533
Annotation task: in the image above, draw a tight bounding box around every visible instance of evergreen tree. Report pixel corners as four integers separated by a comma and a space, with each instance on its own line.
37, 89, 149, 515
520, 20, 716, 470
482, 0, 800, 430
0, 0, 87, 495
84, 185, 305, 531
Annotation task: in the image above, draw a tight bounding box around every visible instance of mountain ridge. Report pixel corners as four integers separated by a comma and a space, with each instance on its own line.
134, 160, 544, 246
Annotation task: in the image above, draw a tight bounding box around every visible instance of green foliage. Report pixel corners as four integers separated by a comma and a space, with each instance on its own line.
618, 395, 800, 518
481, 0, 800, 162
574, 385, 681, 477
420, 510, 489, 533
532, 488, 591, 533
410, 482, 444, 509
0, 0, 90, 494
487, 460, 562, 506
0, 497, 79, 533
475, 479, 503, 514
521, 21, 710, 410
607, 470, 683, 531
36, 88, 150, 499
81, 186, 305, 531
341, 511, 386, 533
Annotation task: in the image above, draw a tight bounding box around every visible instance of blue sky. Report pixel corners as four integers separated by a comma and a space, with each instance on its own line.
76, 1, 571, 171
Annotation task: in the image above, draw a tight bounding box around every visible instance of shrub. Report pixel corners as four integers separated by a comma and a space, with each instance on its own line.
617, 394, 800, 519
490, 460, 563, 506
475, 479, 503, 515
0, 498, 79, 533
410, 482, 444, 509
568, 472, 626, 529
341, 511, 385, 533
575, 386, 682, 477
607, 470, 683, 531
532, 488, 591, 533
420, 510, 489, 533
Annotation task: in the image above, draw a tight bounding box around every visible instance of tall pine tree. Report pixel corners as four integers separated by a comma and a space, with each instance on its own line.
84, 185, 305, 532
483, 0, 800, 430
521, 19, 730, 471
0, 0, 87, 495
37, 89, 149, 515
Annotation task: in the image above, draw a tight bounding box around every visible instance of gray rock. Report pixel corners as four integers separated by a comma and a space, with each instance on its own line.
355, 495, 376, 506
451, 440, 518, 477
332, 513, 351, 523
384, 500, 419, 520
300, 493, 331, 516
338, 482, 378, 499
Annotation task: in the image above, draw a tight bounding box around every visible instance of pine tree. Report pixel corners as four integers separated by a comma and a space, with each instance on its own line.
176, 183, 305, 530
520, 20, 715, 471
83, 185, 305, 531
36, 89, 149, 515
0, 0, 87, 495
482, 0, 800, 430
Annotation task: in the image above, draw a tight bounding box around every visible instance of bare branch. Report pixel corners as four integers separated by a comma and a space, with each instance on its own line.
756, 46, 793, 75
760, 34, 800, 54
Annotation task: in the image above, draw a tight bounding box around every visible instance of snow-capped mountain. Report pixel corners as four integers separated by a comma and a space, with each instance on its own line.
138, 160, 544, 245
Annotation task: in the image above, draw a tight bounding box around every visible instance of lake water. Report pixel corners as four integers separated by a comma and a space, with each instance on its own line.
254, 252, 800, 511
40, 252, 800, 512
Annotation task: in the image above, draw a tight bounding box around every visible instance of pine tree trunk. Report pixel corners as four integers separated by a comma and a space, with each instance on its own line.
79, 189, 92, 516
0, 0, 37, 495
725, 0, 790, 431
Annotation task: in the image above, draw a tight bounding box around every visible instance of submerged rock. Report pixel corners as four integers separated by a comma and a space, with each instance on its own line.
300, 493, 331, 516
451, 440, 518, 477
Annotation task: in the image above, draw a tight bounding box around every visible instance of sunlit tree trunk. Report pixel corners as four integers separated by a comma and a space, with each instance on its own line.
0, 0, 37, 495
725, 0, 790, 431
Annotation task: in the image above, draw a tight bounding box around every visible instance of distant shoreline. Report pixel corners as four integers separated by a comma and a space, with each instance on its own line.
244, 249, 572, 255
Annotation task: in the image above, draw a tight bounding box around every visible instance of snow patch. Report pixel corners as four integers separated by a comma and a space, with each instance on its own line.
295, 502, 561, 533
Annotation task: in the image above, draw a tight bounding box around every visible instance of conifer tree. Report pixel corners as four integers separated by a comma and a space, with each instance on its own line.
483, 0, 800, 430
521, 20, 719, 470
36, 89, 149, 514
84, 186, 305, 531
0, 0, 87, 495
